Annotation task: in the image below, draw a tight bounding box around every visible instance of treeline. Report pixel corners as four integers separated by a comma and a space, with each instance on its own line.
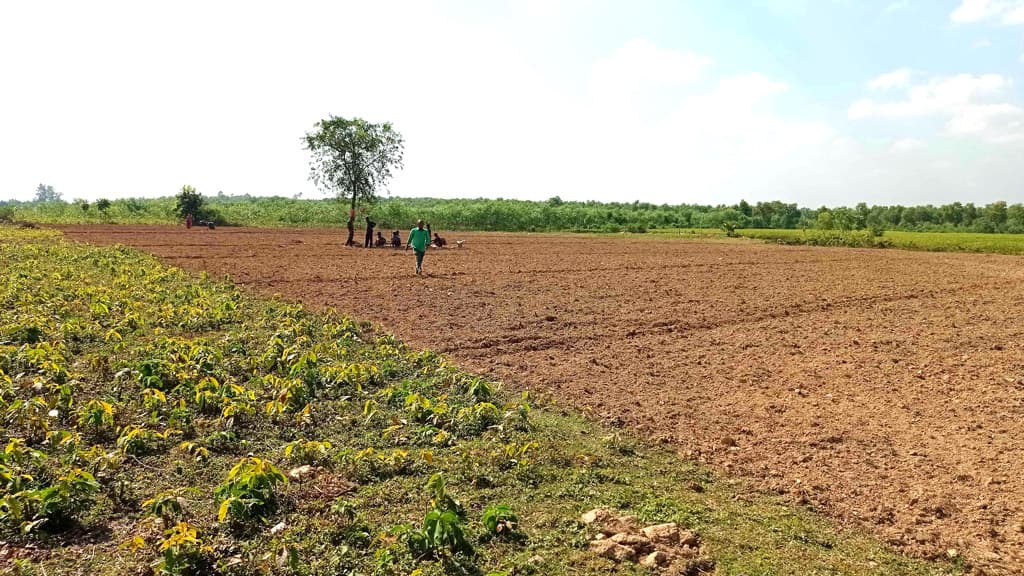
4, 194, 1024, 234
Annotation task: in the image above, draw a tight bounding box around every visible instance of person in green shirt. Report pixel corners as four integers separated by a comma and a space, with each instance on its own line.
406, 219, 431, 275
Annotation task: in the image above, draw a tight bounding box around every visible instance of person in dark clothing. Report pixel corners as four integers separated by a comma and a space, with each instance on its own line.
391, 230, 402, 248
432, 232, 447, 248
364, 216, 376, 248
375, 231, 386, 247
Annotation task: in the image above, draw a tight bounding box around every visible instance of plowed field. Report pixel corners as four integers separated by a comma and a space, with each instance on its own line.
62, 225, 1024, 572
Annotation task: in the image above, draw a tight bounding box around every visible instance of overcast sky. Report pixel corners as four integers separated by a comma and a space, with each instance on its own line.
2, 0, 1023, 206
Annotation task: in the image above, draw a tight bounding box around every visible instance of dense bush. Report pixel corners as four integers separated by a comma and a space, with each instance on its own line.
7, 193, 1024, 235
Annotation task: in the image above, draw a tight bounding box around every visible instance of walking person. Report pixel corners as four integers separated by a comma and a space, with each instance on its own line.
364, 216, 376, 248
406, 219, 431, 275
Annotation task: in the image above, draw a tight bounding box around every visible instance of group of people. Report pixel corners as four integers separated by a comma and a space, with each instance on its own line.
361, 217, 446, 250
361, 217, 448, 275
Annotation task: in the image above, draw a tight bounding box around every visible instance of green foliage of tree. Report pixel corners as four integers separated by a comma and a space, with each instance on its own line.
172, 186, 224, 225
304, 116, 404, 244
96, 199, 111, 213
174, 185, 203, 220
33, 184, 62, 203
11, 189, 1024, 237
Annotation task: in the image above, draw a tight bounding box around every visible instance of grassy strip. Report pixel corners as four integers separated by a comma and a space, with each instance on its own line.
0, 226, 956, 575
881, 230, 1024, 255
734, 229, 891, 249
646, 228, 1024, 255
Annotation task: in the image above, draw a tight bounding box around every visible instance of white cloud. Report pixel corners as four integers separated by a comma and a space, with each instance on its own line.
566, 53, 840, 204
714, 73, 789, 104
890, 138, 923, 151
850, 73, 1023, 142
868, 68, 912, 90
946, 103, 1023, 133
885, 0, 910, 13
951, 0, 1001, 22
589, 39, 712, 103
950, 0, 1024, 24
1004, 3, 1024, 22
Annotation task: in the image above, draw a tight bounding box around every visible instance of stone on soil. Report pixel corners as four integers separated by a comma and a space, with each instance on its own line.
287, 465, 316, 481
600, 514, 639, 535
640, 550, 671, 568
580, 507, 613, 525
680, 530, 700, 548
642, 522, 680, 545
610, 532, 653, 552
588, 539, 637, 562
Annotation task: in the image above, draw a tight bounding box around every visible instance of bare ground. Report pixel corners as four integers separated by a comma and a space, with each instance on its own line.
61, 225, 1024, 573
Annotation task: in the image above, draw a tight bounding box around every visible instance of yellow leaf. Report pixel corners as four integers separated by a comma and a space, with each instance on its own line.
218, 499, 231, 522
119, 535, 146, 552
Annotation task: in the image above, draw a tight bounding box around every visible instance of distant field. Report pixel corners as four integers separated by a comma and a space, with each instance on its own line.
876, 230, 1024, 254
649, 228, 1024, 255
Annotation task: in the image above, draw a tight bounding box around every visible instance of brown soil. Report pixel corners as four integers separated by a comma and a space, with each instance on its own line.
61, 225, 1024, 573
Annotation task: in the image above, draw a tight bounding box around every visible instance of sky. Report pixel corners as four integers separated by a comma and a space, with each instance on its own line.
1, 0, 1023, 207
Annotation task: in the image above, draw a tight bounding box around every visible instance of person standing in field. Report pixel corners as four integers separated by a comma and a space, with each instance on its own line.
406, 219, 431, 275
364, 216, 376, 248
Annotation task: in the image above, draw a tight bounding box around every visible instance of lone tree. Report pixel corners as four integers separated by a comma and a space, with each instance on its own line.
303, 116, 404, 246
175, 185, 204, 219
34, 183, 62, 203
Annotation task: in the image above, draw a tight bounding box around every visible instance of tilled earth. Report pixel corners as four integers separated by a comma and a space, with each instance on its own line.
62, 225, 1024, 573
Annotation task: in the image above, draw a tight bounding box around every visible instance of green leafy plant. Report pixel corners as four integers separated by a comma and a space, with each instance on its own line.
143, 490, 186, 527
407, 473, 472, 559
156, 521, 212, 575
264, 375, 310, 415
214, 457, 286, 523
329, 497, 357, 521
116, 426, 178, 455
78, 399, 116, 433
464, 377, 493, 401
480, 504, 519, 539
1, 468, 100, 533
283, 439, 333, 465
176, 441, 209, 463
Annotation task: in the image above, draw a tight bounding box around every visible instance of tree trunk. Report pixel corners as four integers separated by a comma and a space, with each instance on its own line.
345, 182, 357, 246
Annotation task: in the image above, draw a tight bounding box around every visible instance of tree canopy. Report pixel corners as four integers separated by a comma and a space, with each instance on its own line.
175, 185, 203, 220
33, 183, 61, 203
303, 116, 404, 216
